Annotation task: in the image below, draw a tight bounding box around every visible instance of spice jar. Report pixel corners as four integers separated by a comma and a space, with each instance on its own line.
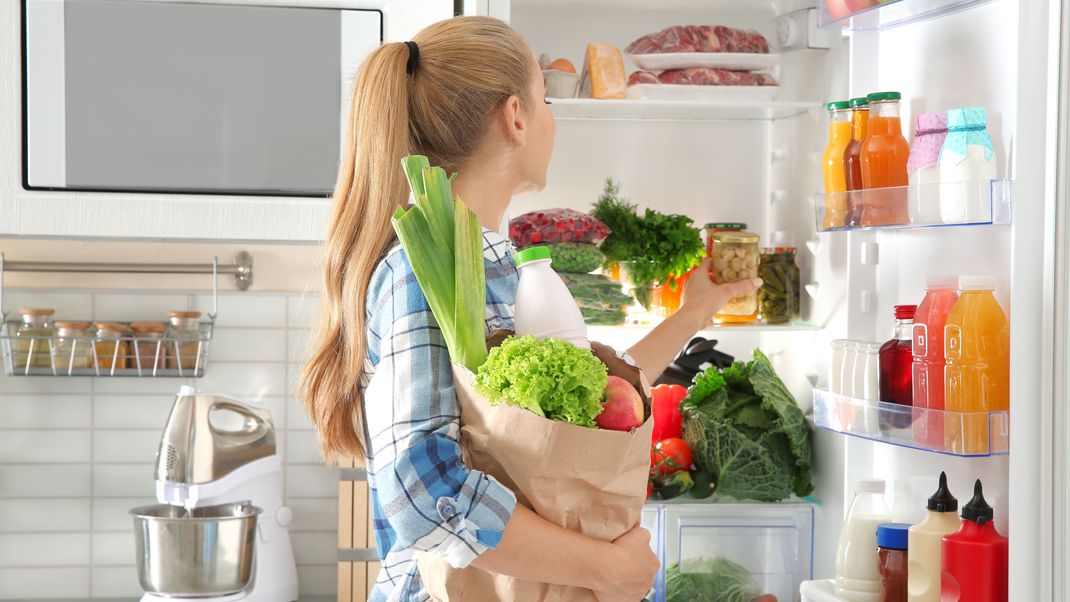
710, 231, 760, 324
130, 321, 167, 373
13, 307, 55, 369
166, 311, 203, 371
53, 321, 93, 371
704, 223, 747, 260
877, 523, 909, 602
757, 247, 801, 324
93, 322, 129, 371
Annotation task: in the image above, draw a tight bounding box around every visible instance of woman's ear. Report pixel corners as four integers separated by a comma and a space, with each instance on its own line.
499, 95, 527, 147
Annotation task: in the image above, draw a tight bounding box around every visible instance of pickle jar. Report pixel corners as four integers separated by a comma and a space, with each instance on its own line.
53, 321, 93, 371
13, 307, 56, 369
758, 247, 802, 324
166, 311, 203, 371
93, 322, 129, 371
711, 231, 761, 324
130, 321, 167, 372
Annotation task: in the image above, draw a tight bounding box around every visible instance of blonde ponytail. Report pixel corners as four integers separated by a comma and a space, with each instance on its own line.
300, 17, 534, 462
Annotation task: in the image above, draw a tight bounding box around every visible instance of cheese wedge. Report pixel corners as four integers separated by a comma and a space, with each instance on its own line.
580, 42, 627, 99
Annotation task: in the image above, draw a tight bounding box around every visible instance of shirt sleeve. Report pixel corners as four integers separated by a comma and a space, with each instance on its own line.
364, 256, 517, 569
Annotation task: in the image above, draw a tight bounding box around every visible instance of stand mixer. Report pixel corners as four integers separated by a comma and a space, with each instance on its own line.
131, 386, 299, 602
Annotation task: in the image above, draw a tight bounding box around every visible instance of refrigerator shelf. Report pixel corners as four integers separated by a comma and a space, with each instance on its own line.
813, 178, 1012, 233
812, 389, 1009, 457
548, 98, 821, 122
818, 0, 998, 31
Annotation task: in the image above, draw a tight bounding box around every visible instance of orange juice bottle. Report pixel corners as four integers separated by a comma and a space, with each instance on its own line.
860, 91, 911, 227
842, 97, 870, 227
822, 101, 852, 229
944, 276, 1009, 454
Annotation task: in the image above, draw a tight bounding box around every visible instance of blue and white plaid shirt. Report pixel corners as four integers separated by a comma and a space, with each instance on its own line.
362, 229, 519, 601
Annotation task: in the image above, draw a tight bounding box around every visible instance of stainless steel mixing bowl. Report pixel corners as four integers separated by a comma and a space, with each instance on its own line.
130, 501, 261, 596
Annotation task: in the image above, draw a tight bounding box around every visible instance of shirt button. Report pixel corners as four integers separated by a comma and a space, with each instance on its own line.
436, 497, 457, 519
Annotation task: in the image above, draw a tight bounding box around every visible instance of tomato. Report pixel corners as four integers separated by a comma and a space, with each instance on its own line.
650, 437, 693, 476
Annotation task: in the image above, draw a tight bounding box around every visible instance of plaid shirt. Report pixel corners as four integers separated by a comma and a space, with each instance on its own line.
362, 229, 519, 602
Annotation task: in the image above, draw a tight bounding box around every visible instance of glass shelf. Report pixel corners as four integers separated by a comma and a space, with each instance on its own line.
812, 389, 1008, 457
549, 98, 821, 122
818, 0, 998, 31
813, 178, 1012, 233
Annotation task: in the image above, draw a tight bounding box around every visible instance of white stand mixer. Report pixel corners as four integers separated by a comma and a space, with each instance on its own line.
135, 386, 299, 602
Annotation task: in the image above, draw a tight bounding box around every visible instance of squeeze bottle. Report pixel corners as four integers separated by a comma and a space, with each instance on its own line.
836, 479, 891, 601
941, 480, 1008, 602
513, 246, 590, 349
908, 472, 959, 602
912, 276, 958, 448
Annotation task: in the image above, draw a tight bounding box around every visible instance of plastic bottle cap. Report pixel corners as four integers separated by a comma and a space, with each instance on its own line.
894, 305, 918, 320
867, 91, 902, 102
876, 523, 911, 550
515, 245, 551, 266
928, 471, 959, 513
925, 275, 959, 290
826, 100, 851, 111
853, 479, 886, 494
961, 479, 995, 525
849, 97, 869, 107
959, 275, 997, 291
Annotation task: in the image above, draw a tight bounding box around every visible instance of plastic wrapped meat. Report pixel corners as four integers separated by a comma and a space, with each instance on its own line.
625, 25, 770, 55
628, 71, 660, 86
637, 68, 777, 86
509, 209, 611, 247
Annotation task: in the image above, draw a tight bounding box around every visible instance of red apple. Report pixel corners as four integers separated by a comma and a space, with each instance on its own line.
596, 376, 644, 431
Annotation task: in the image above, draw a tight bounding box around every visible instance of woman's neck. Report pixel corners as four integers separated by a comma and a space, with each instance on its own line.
451, 160, 514, 233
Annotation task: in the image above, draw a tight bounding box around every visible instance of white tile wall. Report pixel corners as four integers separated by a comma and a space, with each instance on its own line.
0, 289, 337, 598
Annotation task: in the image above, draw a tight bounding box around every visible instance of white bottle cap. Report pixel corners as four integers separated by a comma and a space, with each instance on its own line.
925, 275, 958, 290
959, 275, 997, 291
854, 479, 886, 494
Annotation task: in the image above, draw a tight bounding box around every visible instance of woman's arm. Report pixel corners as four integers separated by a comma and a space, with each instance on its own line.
472, 504, 659, 600
627, 258, 761, 379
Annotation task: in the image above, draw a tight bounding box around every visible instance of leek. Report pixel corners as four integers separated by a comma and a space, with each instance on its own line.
393, 155, 488, 372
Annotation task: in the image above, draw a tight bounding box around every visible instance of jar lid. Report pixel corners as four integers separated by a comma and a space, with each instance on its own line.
704, 222, 747, 230
515, 245, 551, 266
776, 246, 797, 254
849, 97, 869, 107
94, 322, 128, 333
168, 311, 203, 319
867, 91, 901, 102
876, 523, 910, 550
18, 307, 55, 317
130, 321, 167, 334
55, 321, 90, 331
826, 100, 850, 110
712, 231, 759, 244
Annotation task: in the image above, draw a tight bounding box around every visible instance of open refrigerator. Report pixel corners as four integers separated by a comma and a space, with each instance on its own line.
465, 0, 1070, 599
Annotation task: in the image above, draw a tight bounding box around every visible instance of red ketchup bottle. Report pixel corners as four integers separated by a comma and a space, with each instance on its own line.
880, 304, 916, 430
941, 480, 1008, 602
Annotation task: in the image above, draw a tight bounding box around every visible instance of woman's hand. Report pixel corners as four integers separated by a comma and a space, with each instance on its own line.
593, 526, 660, 601
678, 257, 762, 328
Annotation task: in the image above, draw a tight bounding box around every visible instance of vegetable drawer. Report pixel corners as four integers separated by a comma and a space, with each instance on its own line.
658, 502, 814, 602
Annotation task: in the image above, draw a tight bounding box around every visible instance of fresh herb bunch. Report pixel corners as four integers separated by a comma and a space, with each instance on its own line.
590, 178, 705, 288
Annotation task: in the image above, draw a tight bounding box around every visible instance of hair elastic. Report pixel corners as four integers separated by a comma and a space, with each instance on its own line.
404, 41, 419, 75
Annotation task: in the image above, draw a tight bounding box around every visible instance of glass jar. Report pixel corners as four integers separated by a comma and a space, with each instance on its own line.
703, 222, 747, 260
710, 231, 760, 324
167, 311, 203, 371
13, 307, 55, 369
130, 321, 167, 372
53, 321, 93, 371
757, 247, 801, 324
93, 322, 129, 371
655, 269, 693, 318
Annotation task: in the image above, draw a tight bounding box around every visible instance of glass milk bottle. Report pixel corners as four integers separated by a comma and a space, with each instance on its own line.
939, 107, 997, 224
906, 112, 949, 225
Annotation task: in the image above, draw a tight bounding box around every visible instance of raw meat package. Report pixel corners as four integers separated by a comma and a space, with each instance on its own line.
509, 209, 611, 247
544, 242, 606, 274
628, 69, 778, 86
626, 25, 770, 55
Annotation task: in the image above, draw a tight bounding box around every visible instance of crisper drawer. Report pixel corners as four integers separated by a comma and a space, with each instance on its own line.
659, 502, 814, 602
642, 505, 666, 602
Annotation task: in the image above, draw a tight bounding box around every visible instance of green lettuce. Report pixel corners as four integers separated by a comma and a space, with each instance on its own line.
666, 557, 761, 602
681, 349, 813, 501
475, 335, 608, 428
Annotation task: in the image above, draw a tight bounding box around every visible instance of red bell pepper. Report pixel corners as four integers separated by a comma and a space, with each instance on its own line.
651, 383, 687, 442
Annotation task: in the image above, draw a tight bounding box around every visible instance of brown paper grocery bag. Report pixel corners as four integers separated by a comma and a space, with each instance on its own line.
419, 340, 654, 602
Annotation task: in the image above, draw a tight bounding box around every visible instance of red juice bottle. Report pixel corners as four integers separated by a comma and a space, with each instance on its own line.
880, 304, 916, 431
941, 480, 1008, 602
912, 276, 959, 449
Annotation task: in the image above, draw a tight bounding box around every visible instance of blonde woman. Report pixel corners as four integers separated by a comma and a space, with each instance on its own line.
301, 16, 760, 602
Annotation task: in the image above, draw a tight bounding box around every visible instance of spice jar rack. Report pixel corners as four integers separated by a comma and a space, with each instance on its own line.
0, 253, 252, 378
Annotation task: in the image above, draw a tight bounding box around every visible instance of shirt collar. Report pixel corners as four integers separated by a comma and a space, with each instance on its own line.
481, 228, 514, 265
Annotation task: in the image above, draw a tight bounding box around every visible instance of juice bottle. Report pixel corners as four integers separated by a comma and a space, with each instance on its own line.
822, 100, 852, 229
843, 96, 870, 227
944, 276, 1009, 454
879, 305, 916, 432
860, 92, 911, 227
908, 472, 959, 602
912, 275, 959, 449
941, 480, 1008, 602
